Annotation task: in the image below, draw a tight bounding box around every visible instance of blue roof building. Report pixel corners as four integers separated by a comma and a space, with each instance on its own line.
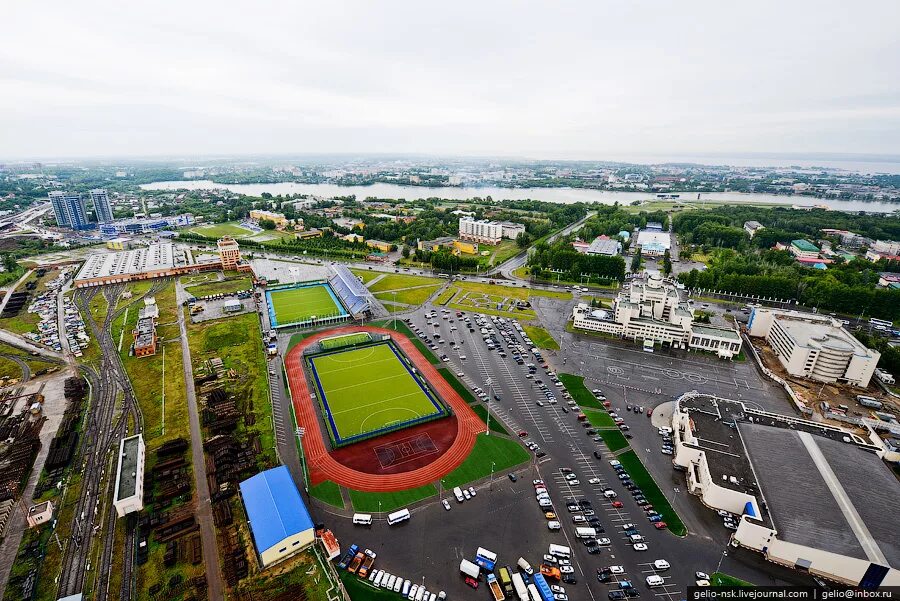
239, 465, 315, 567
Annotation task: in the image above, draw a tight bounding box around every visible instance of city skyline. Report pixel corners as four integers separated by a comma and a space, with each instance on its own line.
2, 1, 899, 159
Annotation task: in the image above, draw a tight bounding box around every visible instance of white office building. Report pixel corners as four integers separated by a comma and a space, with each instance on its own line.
458, 218, 502, 245
747, 308, 880, 387
113, 434, 145, 517
499, 221, 526, 240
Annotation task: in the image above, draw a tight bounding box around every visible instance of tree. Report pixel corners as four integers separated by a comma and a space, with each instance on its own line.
631, 251, 642, 272
3, 254, 17, 273
516, 231, 532, 248
662, 249, 672, 276
402, 245, 411, 259
259, 218, 276, 230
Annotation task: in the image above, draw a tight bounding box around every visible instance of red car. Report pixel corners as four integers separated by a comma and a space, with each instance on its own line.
611, 501, 624, 508
465, 577, 479, 589
647, 408, 653, 417
603, 401, 611, 408
654, 522, 668, 530
518, 431, 528, 438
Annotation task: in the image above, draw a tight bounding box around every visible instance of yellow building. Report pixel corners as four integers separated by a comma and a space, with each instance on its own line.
453, 240, 478, 255
366, 239, 393, 253
106, 237, 130, 250
295, 228, 324, 240
249, 209, 288, 228
343, 233, 364, 243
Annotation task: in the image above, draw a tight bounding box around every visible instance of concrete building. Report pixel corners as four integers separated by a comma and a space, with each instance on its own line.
743, 220, 764, 238
296, 228, 324, 240
26, 501, 53, 528
365, 239, 393, 253
499, 221, 526, 240
571, 273, 742, 358
218, 236, 241, 270
98, 214, 193, 237
872, 240, 900, 255
48, 191, 91, 230
132, 316, 157, 357
249, 209, 288, 228
223, 299, 243, 313
635, 229, 671, 257
672, 393, 900, 588
333, 217, 364, 230
586, 237, 621, 256
418, 236, 477, 255
748, 307, 880, 387
113, 434, 145, 517
459, 217, 502, 245
74, 242, 226, 288
90, 189, 114, 223
240, 465, 315, 568
790, 239, 820, 259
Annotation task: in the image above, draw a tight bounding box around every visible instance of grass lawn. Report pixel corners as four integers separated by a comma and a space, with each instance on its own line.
374, 320, 440, 364
373, 285, 441, 306
522, 325, 559, 350
234, 549, 339, 601
435, 288, 457, 305
189, 221, 255, 238
441, 434, 530, 489
350, 268, 383, 284
437, 367, 476, 403
368, 273, 443, 293
309, 343, 444, 442
349, 484, 436, 513
711, 572, 754, 587
583, 408, 616, 428
558, 373, 603, 409
185, 275, 253, 297
470, 404, 509, 435
616, 450, 686, 536
486, 239, 522, 266
454, 280, 571, 301
308, 480, 344, 508
269, 284, 344, 325
598, 429, 630, 453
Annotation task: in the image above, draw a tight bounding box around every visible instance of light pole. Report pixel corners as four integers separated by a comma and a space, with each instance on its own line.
485, 378, 493, 436
489, 461, 496, 491
295, 427, 308, 492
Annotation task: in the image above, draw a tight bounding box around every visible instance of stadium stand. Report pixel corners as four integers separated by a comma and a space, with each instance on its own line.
328, 265, 372, 316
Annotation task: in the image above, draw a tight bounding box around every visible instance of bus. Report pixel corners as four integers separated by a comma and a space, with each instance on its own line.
548, 543, 571, 558
387, 508, 410, 525
643, 339, 654, 353
475, 547, 498, 571
870, 318, 893, 329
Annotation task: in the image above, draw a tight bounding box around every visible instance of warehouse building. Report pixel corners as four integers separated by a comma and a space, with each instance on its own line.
748, 308, 880, 387
239, 465, 315, 568
113, 434, 145, 517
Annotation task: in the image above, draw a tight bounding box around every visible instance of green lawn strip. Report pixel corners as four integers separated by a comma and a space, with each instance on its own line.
454, 280, 571, 301
349, 484, 436, 513
189, 221, 254, 238
185, 275, 253, 298
340, 571, 406, 601
308, 480, 344, 508
616, 450, 686, 536
522, 325, 559, 350
350, 268, 383, 284
711, 573, 754, 587
436, 367, 476, 403
599, 429, 630, 453
0, 356, 24, 380
287, 330, 315, 353
374, 320, 440, 364
368, 273, 443, 293
470, 404, 509, 435
558, 373, 602, 409
440, 434, 530, 489
435, 288, 456, 305
382, 303, 410, 313
488, 240, 522, 266
373, 284, 441, 306
447, 302, 536, 320
583, 408, 616, 428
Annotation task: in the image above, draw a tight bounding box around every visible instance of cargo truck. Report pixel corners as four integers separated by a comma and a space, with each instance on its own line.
460, 558, 481, 580
511, 572, 529, 601
487, 574, 506, 601
539, 565, 561, 580
532, 574, 554, 601
498, 566, 514, 597
348, 550, 365, 573
475, 547, 498, 571
358, 549, 377, 578
337, 544, 358, 569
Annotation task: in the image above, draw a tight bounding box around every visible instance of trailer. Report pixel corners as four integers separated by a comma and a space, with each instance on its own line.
511, 572, 529, 601
460, 558, 481, 579
487, 574, 506, 601
347, 550, 365, 573
532, 574, 554, 601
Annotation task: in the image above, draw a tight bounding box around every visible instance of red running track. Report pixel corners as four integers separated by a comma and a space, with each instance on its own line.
284, 325, 486, 492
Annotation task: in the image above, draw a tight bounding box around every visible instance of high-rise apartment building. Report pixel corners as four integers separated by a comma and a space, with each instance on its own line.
90, 189, 114, 223
48, 191, 91, 230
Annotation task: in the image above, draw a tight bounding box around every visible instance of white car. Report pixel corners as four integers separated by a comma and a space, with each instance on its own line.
468, 486, 477, 497
548, 520, 561, 531
565, 473, 577, 480
442, 499, 451, 511
543, 554, 558, 564
568, 480, 580, 485
588, 478, 601, 484
558, 559, 571, 566
653, 559, 670, 571
551, 585, 566, 594
559, 566, 575, 574
463, 489, 471, 500
608, 565, 625, 574
603, 490, 617, 499
696, 580, 710, 587
633, 543, 648, 551
695, 572, 710, 581
596, 537, 611, 546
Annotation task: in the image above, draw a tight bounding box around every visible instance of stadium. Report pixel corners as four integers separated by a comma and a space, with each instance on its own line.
304, 332, 451, 447
264, 265, 372, 329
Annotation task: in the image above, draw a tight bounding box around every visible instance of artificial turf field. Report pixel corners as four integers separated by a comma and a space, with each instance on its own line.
268, 283, 345, 326
308, 342, 445, 444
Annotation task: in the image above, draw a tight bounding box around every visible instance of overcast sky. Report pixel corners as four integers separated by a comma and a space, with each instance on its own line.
2, 0, 899, 161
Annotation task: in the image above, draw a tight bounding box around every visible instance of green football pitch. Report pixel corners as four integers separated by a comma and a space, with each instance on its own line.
269, 284, 344, 325
309, 343, 444, 443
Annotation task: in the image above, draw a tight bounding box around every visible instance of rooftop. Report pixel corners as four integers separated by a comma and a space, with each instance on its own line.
75, 243, 183, 281
775, 316, 870, 355
116, 435, 142, 501
791, 239, 819, 252
587, 237, 620, 256
240, 466, 314, 553
691, 323, 741, 340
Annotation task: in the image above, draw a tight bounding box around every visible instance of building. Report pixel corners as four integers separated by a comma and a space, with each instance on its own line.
239, 465, 315, 568
333, 217, 364, 230
26, 501, 53, 528
872, 240, 900, 255
748, 307, 880, 387
74, 242, 226, 288
635, 229, 671, 257
218, 236, 241, 270
223, 299, 243, 313
98, 214, 194, 237
48, 191, 91, 230
249, 209, 288, 228
459, 217, 502, 245
342, 233, 364, 243
418, 236, 477, 255
106, 237, 131, 251
113, 434, 145, 517
743, 221, 764, 238
296, 228, 324, 240
132, 316, 157, 356
499, 221, 526, 240
789, 239, 820, 259
90, 189, 114, 223
865, 249, 900, 263
365, 239, 392, 253
571, 273, 742, 358
672, 394, 900, 588
586, 237, 621, 256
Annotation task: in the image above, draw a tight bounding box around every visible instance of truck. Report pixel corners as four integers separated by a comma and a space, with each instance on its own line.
358, 549, 377, 578
460, 558, 481, 580
487, 574, 506, 601
511, 572, 529, 601
498, 566, 514, 598
517, 557, 533, 575
539, 565, 561, 580
337, 544, 358, 569
532, 574, 555, 601
857, 396, 884, 409
475, 547, 498, 572
347, 550, 365, 573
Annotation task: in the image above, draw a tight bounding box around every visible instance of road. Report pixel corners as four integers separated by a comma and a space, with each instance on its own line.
175, 277, 226, 601
490, 211, 597, 279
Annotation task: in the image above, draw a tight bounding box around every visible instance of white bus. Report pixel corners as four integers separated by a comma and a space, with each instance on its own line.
548, 543, 571, 558
527, 584, 542, 601
352, 513, 373, 526
387, 508, 410, 525
575, 527, 597, 538
870, 318, 893, 329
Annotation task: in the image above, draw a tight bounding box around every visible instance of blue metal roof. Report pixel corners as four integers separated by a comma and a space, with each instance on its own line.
239, 466, 313, 553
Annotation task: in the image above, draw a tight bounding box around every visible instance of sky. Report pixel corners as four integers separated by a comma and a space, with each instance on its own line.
2, 0, 899, 161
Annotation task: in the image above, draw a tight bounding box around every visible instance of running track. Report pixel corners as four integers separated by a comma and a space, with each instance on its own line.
284, 325, 486, 492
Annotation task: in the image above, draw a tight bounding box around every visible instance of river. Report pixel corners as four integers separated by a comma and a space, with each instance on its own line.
140, 181, 900, 213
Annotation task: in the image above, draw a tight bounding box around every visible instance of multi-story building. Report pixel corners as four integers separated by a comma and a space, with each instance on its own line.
743, 221, 764, 238
789, 239, 820, 259
872, 240, 900, 255
458, 217, 502, 245
747, 307, 880, 387
571, 273, 742, 358
499, 221, 526, 240
635, 229, 670, 257
48, 191, 91, 230
98, 214, 194, 237
218, 236, 242, 270
249, 209, 288, 228
90, 189, 114, 223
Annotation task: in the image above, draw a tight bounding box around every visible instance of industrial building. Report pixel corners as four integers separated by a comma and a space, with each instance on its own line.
586, 236, 621, 256
98, 214, 193, 236
748, 307, 880, 387
239, 465, 315, 568
672, 393, 900, 588
571, 273, 742, 358
113, 434, 145, 517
